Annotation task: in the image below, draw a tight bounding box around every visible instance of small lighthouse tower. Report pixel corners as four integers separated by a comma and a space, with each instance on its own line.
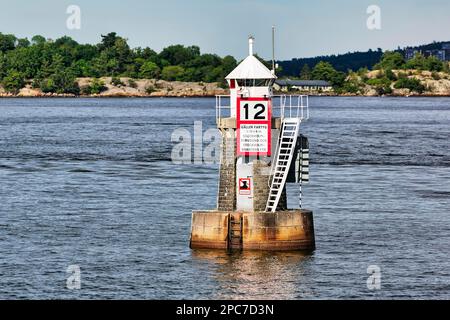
190, 37, 315, 251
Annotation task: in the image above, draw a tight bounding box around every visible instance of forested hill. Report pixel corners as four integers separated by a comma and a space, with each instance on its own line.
277, 41, 450, 77
277, 49, 384, 77
0, 32, 238, 95
405, 40, 450, 52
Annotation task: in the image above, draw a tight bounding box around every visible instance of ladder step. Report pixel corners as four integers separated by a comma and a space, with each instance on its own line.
266, 118, 300, 213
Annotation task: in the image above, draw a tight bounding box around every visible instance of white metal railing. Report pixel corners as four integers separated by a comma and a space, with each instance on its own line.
272, 95, 309, 121
215, 95, 309, 123
216, 95, 231, 123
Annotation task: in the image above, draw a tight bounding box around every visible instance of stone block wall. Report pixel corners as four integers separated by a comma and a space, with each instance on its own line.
217, 129, 236, 211
253, 160, 271, 212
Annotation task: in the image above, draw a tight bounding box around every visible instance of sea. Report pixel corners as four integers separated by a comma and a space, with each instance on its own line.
0, 97, 449, 299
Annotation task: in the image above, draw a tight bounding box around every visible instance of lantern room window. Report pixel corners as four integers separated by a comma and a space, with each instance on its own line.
236, 79, 274, 87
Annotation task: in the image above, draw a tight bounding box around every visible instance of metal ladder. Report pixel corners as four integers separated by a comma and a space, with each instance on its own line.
265, 118, 302, 213
228, 214, 242, 250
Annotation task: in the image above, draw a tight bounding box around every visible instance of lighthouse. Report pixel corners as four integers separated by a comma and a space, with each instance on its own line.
190, 36, 315, 251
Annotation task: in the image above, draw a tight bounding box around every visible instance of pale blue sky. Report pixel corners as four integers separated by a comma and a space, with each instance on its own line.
0, 0, 449, 60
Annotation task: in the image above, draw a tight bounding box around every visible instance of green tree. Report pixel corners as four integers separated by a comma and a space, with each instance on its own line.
17, 38, 30, 48
299, 64, 311, 80
0, 33, 17, 52
83, 78, 106, 94
98, 32, 119, 51
385, 69, 397, 81
111, 76, 124, 86
443, 62, 450, 74
70, 59, 93, 77
311, 61, 346, 87
0, 31, 257, 88
0, 53, 7, 79
139, 61, 161, 79
203, 66, 224, 83
161, 65, 185, 81
404, 54, 443, 71
394, 77, 425, 93
160, 45, 200, 66
31, 35, 46, 45
424, 56, 444, 72
311, 61, 336, 80
96, 33, 132, 75
221, 55, 237, 74
38, 69, 79, 95
49, 70, 79, 94
366, 77, 393, 95
40, 78, 55, 93
374, 51, 405, 70
136, 47, 158, 60
2, 70, 25, 93
404, 53, 427, 70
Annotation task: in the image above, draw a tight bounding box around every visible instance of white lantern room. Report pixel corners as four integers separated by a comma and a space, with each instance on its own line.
225, 36, 277, 118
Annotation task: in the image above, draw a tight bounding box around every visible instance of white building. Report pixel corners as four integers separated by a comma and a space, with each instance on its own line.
274, 80, 333, 93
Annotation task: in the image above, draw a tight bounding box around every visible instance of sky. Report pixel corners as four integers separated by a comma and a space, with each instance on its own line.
0, 0, 449, 60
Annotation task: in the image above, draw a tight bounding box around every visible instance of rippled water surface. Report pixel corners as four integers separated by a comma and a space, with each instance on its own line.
0, 97, 449, 299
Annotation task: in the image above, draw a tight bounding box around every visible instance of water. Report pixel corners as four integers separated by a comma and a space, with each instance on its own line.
0, 97, 449, 299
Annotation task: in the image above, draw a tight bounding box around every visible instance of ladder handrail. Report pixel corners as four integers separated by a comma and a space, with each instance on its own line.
268, 124, 282, 188
265, 118, 302, 213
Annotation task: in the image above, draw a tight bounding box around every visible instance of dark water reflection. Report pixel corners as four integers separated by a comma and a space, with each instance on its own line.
192, 250, 315, 300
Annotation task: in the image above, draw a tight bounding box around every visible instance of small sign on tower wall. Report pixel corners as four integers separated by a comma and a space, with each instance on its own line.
238, 178, 252, 195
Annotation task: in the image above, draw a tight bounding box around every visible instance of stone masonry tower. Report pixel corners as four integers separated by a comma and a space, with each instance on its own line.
190, 37, 315, 251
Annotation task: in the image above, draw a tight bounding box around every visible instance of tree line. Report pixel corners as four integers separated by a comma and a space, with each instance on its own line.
278, 49, 384, 76
1, 31, 449, 95
284, 51, 450, 94
0, 32, 238, 94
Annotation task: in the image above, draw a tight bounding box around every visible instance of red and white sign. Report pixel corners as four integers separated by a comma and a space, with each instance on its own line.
238, 178, 252, 195
236, 97, 271, 156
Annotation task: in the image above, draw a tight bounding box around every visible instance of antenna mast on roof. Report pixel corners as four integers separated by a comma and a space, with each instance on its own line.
272, 25, 275, 74
248, 35, 254, 56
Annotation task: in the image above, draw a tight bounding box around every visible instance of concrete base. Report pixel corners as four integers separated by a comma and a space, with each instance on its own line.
190, 210, 315, 251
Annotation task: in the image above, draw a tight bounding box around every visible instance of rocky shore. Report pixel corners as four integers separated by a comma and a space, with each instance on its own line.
0, 77, 228, 98
1, 71, 450, 97
345, 69, 450, 97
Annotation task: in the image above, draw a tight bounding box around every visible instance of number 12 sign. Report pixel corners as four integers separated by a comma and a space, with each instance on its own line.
237, 97, 271, 156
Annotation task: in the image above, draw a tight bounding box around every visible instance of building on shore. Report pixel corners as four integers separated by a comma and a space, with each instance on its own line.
405, 43, 450, 62
274, 79, 333, 93
405, 48, 423, 60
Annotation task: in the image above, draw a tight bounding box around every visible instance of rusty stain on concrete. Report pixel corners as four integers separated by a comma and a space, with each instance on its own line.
190, 210, 315, 251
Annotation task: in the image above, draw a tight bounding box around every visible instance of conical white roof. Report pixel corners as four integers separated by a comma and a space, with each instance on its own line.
226, 55, 276, 80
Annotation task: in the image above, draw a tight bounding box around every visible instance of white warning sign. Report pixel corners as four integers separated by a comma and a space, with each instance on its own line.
238, 124, 269, 154
236, 98, 271, 156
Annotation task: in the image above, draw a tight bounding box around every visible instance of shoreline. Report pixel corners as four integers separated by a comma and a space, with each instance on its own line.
1, 75, 450, 98
1, 93, 450, 98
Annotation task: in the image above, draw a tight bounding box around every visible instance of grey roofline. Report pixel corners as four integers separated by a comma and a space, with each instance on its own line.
275, 79, 332, 86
